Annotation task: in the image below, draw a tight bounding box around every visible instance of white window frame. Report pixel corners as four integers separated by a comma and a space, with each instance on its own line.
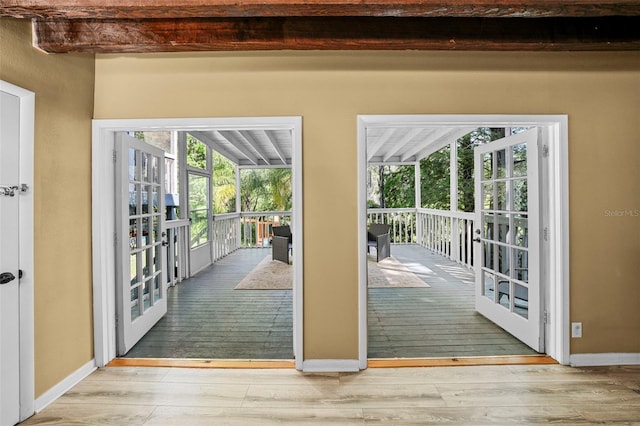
357, 114, 570, 368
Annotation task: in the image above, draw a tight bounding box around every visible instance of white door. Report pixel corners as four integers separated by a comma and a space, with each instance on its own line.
116, 133, 168, 355
474, 128, 543, 352
0, 91, 21, 425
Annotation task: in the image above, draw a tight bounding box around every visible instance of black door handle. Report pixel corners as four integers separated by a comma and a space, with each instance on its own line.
0, 272, 16, 285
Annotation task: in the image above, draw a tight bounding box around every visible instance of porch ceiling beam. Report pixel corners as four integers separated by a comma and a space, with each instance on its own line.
367, 128, 396, 162
6, 1, 640, 20
415, 127, 476, 160
32, 16, 640, 54
382, 127, 425, 162
264, 130, 289, 166
188, 130, 240, 165
237, 130, 273, 166
217, 130, 260, 166
400, 128, 454, 162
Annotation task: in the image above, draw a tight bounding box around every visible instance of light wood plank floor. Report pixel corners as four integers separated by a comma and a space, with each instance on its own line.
21, 364, 640, 425
126, 245, 535, 360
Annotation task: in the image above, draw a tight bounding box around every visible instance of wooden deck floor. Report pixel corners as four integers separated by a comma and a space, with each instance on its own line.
21, 365, 640, 425
368, 245, 537, 358
125, 245, 536, 360
125, 248, 293, 359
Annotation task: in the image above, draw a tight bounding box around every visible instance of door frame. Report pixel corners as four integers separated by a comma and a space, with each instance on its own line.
357, 114, 570, 368
0, 80, 35, 421
92, 117, 303, 369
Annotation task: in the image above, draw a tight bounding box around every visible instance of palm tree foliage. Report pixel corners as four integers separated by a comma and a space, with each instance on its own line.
240, 168, 292, 212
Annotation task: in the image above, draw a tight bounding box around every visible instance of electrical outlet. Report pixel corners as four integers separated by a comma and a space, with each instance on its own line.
571, 322, 582, 338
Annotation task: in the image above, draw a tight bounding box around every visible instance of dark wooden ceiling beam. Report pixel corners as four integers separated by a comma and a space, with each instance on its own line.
5, 0, 640, 19
33, 16, 640, 53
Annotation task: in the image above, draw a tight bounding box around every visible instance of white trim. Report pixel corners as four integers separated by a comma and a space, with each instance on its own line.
291, 118, 304, 370
357, 117, 368, 370
357, 114, 570, 366
302, 359, 360, 373
91, 125, 117, 366
0, 80, 36, 422
570, 353, 640, 367
34, 360, 96, 413
92, 117, 304, 369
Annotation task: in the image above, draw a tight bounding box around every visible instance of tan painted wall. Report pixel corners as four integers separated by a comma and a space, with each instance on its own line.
0, 19, 95, 396
94, 50, 640, 357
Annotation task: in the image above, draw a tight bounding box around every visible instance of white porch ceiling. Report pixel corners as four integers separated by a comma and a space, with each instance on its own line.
189, 129, 293, 167
367, 126, 476, 164
188, 125, 475, 167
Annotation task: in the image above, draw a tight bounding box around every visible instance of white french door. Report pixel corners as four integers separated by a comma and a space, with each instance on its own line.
0, 90, 21, 426
474, 128, 543, 352
115, 133, 168, 355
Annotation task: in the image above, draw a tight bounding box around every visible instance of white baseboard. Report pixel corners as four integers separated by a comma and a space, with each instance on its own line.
302, 359, 360, 372
570, 353, 640, 367
34, 359, 96, 412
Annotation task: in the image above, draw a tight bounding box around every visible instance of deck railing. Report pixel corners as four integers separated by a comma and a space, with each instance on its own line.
367, 208, 416, 244
206, 208, 473, 270
239, 211, 292, 247
417, 208, 475, 269
165, 219, 191, 286
211, 213, 241, 261
367, 207, 475, 269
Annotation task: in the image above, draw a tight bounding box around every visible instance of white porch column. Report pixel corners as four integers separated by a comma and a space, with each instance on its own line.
449, 140, 459, 261
414, 162, 422, 244
177, 131, 188, 220
235, 166, 241, 247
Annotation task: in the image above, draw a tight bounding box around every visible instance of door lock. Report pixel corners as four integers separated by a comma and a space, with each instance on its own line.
0, 184, 28, 197
0, 272, 16, 285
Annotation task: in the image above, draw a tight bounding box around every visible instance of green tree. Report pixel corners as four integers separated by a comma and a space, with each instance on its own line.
457, 128, 506, 212
240, 168, 292, 212
381, 165, 415, 208
369, 127, 511, 213
212, 151, 237, 214
421, 146, 450, 209
186, 134, 207, 169
268, 168, 292, 211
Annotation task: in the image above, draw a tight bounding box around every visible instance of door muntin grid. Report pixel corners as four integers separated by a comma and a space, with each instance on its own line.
128, 148, 164, 321
480, 142, 530, 319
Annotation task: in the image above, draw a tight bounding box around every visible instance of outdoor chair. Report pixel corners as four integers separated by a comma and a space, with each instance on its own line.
367, 223, 391, 262
272, 225, 292, 264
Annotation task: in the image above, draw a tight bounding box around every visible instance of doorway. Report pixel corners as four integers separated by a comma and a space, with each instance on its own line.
357, 115, 570, 368
92, 117, 304, 369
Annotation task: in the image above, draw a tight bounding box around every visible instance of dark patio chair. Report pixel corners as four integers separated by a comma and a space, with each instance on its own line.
272, 225, 292, 264
367, 223, 391, 262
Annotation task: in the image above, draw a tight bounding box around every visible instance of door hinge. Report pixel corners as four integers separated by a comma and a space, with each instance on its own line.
542, 144, 549, 157
114, 231, 118, 245
112, 150, 117, 163
543, 310, 550, 324
543, 227, 549, 242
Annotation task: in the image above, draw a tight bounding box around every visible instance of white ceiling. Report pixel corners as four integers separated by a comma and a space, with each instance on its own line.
189, 129, 293, 167
189, 126, 476, 167
366, 127, 475, 165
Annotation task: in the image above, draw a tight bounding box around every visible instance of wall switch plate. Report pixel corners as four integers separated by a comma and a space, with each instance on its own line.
571, 322, 582, 338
